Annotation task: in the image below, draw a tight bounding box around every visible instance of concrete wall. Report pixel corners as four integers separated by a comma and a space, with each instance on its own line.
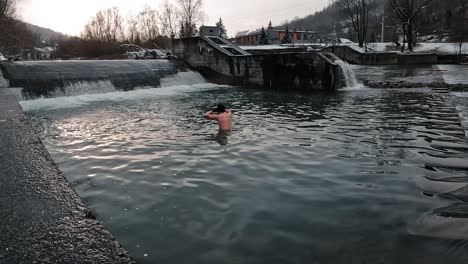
173, 37, 263, 86
261, 53, 340, 91
323, 46, 447, 65
173, 37, 339, 91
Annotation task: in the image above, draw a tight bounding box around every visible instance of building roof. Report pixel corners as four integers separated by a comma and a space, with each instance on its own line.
235, 29, 261, 38
234, 29, 318, 38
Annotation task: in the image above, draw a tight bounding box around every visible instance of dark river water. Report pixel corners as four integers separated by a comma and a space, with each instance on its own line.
21, 79, 468, 264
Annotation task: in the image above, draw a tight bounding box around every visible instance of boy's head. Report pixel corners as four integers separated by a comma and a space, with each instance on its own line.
213, 104, 226, 113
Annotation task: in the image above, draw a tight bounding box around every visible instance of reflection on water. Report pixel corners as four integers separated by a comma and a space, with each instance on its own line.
25, 85, 468, 264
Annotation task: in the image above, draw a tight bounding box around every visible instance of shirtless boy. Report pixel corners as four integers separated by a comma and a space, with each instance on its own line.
203, 104, 232, 131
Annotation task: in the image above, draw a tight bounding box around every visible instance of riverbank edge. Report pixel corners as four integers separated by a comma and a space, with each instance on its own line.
0, 88, 135, 263
364, 80, 468, 91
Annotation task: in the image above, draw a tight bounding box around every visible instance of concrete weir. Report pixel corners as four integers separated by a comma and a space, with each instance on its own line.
172, 36, 343, 90
0, 91, 134, 262
1, 60, 177, 100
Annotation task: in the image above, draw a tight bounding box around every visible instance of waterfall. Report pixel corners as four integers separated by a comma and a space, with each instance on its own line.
19, 71, 214, 112
335, 60, 362, 89
2, 60, 178, 100
0, 66, 8, 88
454, 92, 468, 138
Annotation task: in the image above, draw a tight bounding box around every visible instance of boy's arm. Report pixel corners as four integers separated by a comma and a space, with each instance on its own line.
203, 111, 218, 120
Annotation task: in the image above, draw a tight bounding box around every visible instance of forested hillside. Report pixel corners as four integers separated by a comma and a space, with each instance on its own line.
278, 0, 467, 43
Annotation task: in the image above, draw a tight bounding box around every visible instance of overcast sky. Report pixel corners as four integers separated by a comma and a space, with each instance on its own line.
18, 0, 330, 37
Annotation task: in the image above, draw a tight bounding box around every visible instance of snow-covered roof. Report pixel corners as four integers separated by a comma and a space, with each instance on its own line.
240, 45, 294, 50
235, 29, 317, 38
235, 30, 249, 38
235, 29, 261, 38
338, 38, 354, 44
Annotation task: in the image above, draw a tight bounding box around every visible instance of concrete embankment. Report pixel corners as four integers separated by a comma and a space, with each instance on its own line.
0, 88, 135, 263
322, 45, 467, 65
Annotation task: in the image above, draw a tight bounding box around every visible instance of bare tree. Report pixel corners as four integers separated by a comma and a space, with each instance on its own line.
82, 7, 125, 42
137, 5, 159, 41
388, 0, 433, 52
0, 0, 16, 50
338, 0, 375, 48
0, 0, 16, 23
451, 4, 467, 62
177, 0, 204, 38
126, 13, 141, 43
159, 0, 179, 39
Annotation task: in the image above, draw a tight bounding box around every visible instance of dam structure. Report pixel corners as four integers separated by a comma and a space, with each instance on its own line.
1, 60, 177, 100
172, 35, 346, 91
0, 60, 183, 263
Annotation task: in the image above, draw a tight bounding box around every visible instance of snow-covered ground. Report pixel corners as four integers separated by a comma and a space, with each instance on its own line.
121, 44, 174, 60
126, 49, 174, 60
0, 53, 6, 61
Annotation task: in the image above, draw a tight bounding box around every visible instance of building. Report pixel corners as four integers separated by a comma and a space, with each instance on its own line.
232, 29, 318, 45
199, 26, 221, 37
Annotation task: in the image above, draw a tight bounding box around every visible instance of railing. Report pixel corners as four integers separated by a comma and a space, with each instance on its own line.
199, 36, 251, 57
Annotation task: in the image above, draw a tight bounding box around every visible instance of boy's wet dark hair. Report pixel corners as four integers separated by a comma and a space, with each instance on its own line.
213, 104, 226, 113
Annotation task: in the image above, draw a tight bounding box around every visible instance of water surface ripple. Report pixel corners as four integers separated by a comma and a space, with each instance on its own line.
26, 86, 468, 264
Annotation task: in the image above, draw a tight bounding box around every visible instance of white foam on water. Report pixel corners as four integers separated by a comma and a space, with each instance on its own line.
340, 84, 367, 91
335, 60, 366, 91
56, 80, 117, 97
0, 70, 8, 88
438, 65, 468, 85
160, 71, 207, 87
20, 83, 224, 112
453, 92, 468, 138
453, 92, 468, 98
20, 71, 226, 112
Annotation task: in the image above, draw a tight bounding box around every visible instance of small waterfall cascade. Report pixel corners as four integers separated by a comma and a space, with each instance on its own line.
335, 60, 361, 89
454, 92, 468, 138
0, 66, 8, 88
2, 60, 178, 100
